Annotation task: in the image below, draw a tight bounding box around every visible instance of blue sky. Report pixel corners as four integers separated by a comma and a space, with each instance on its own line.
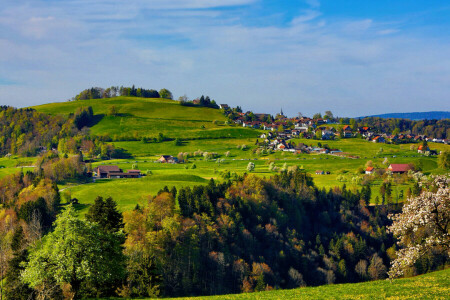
0, 0, 449, 117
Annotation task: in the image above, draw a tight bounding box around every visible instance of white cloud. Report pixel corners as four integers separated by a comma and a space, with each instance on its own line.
0, 0, 449, 117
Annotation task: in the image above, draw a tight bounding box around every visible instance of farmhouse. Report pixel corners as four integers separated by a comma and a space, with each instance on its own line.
315, 170, 324, 175
388, 164, 411, 174
417, 145, 430, 153
158, 155, 178, 164
94, 165, 122, 178
365, 167, 374, 175
94, 166, 142, 179
219, 104, 229, 109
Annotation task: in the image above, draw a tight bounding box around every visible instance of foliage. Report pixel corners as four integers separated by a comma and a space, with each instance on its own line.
354, 117, 450, 139
159, 88, 173, 100
387, 175, 450, 278
21, 205, 126, 298
75, 86, 160, 100
85, 196, 124, 233
438, 150, 450, 169
122, 171, 398, 297
0, 106, 78, 156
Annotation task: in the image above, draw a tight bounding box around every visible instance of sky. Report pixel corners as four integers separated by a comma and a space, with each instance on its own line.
0, 0, 449, 117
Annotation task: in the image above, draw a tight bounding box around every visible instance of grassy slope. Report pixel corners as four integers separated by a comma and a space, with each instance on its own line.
167, 268, 450, 300
32, 97, 257, 139
9, 97, 446, 215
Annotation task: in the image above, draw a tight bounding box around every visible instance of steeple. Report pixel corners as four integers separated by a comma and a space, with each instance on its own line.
280, 108, 284, 116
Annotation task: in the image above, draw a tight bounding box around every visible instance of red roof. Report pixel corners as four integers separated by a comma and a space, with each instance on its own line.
388, 164, 411, 172
343, 125, 351, 131
366, 167, 374, 172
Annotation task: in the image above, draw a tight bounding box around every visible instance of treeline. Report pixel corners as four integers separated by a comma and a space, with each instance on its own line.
355, 117, 450, 139
0, 106, 78, 156
0, 105, 130, 159
1, 169, 447, 299
180, 95, 219, 109
74, 86, 173, 100
122, 171, 397, 297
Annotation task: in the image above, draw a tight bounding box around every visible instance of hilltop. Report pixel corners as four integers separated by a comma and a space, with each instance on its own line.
358, 111, 450, 120
32, 96, 258, 140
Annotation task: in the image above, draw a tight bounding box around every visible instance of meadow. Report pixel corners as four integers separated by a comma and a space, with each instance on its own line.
164, 268, 450, 300
33, 97, 258, 139
0, 96, 440, 215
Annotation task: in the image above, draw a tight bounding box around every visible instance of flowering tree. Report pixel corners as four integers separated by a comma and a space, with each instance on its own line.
387, 175, 449, 278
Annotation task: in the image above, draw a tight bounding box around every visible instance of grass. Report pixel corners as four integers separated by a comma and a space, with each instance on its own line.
60, 148, 447, 215
160, 268, 450, 300
66, 174, 209, 215
0, 156, 35, 178
32, 96, 259, 139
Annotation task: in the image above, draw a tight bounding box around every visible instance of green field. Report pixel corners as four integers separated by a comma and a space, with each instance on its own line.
3, 96, 442, 214
33, 97, 258, 139
163, 268, 450, 300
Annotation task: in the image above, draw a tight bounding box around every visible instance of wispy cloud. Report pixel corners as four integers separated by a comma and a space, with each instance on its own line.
0, 0, 449, 116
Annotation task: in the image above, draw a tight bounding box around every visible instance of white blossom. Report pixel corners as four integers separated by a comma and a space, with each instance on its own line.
387, 175, 450, 279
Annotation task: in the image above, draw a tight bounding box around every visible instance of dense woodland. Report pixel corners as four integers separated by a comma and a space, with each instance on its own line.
1, 164, 447, 299
0, 106, 130, 159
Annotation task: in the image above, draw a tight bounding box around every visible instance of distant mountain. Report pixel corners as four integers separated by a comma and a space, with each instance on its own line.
357, 111, 450, 120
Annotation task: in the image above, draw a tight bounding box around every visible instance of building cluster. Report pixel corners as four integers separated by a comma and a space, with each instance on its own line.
365, 164, 413, 175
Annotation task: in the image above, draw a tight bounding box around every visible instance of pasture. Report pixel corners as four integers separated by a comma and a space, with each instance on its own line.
166, 268, 450, 300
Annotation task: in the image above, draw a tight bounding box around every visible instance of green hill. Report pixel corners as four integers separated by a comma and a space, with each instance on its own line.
32, 96, 257, 139
166, 268, 450, 300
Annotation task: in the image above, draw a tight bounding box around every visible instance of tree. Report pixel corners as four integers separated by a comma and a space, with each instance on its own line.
368, 253, 387, 280
387, 175, 450, 279
324, 111, 333, 119
159, 89, 173, 100
438, 150, 450, 170
247, 162, 255, 172
86, 196, 124, 233
315, 129, 322, 140
108, 105, 119, 116
21, 206, 126, 298
313, 113, 322, 119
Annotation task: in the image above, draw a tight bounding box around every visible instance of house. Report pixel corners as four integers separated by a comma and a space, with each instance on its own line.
342, 125, 352, 138
315, 170, 324, 175
192, 99, 200, 105
219, 104, 229, 109
365, 167, 374, 175
372, 136, 385, 143
158, 155, 178, 164
95, 165, 122, 178
417, 145, 430, 153
388, 164, 412, 174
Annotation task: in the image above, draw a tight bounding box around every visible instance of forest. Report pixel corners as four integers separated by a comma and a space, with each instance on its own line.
1, 164, 447, 299
0, 106, 129, 159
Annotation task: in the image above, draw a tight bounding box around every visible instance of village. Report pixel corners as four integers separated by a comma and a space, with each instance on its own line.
219, 106, 448, 155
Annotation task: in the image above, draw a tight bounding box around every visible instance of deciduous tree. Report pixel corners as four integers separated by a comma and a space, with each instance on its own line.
387, 175, 450, 278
